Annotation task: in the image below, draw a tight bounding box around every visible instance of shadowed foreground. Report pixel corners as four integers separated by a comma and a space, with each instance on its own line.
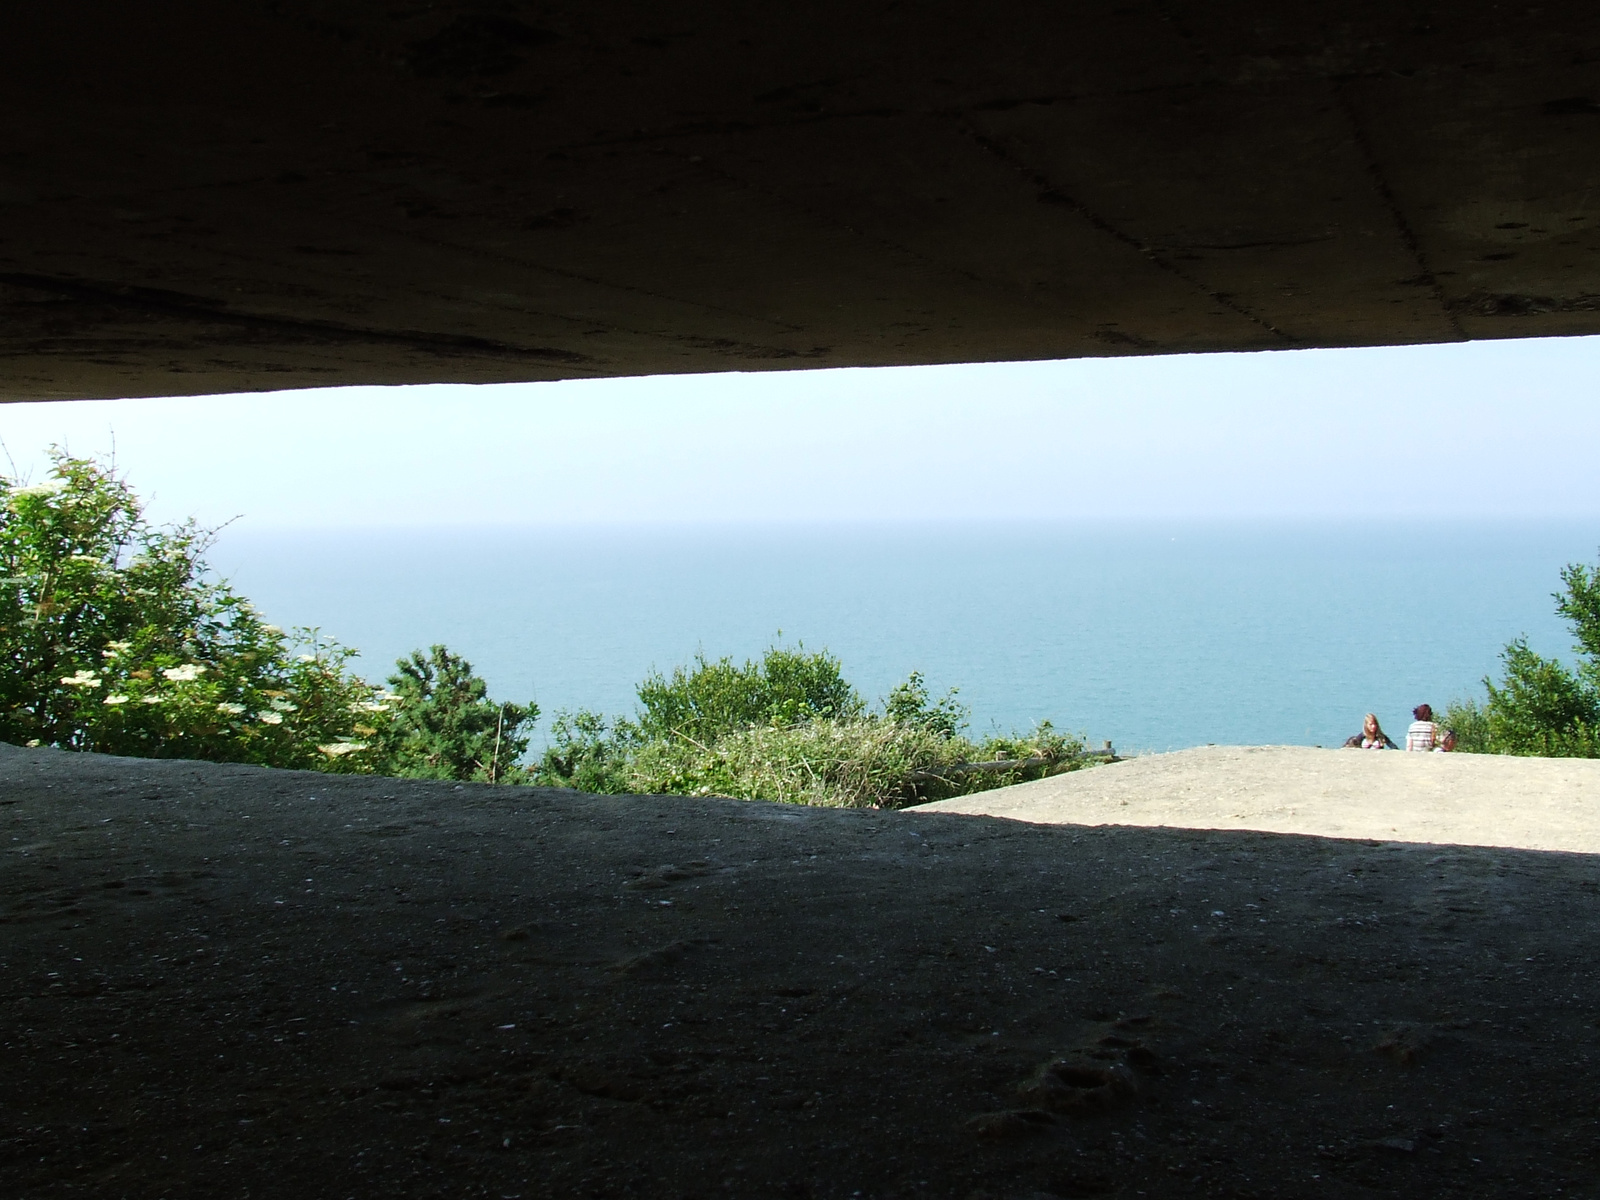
4, 742, 1599, 1198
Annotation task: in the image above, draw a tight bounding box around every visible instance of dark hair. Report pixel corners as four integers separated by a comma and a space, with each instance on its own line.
1413, 703, 1433, 720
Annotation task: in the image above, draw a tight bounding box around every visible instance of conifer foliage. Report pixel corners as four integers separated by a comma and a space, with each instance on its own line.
372, 645, 534, 782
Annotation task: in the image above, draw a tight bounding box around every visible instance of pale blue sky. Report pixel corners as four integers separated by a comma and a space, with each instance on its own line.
3, 335, 1599, 529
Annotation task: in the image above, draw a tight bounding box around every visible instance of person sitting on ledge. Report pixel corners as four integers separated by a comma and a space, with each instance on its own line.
1343, 712, 1397, 749
1405, 704, 1439, 752
1434, 728, 1457, 753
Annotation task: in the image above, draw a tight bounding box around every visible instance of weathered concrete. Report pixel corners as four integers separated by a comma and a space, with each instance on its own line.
8, 742, 1600, 1197
4, 1, 1600, 400
916, 745, 1600, 852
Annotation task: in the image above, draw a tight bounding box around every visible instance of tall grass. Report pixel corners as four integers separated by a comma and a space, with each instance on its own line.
533, 645, 1096, 807
622, 718, 1084, 808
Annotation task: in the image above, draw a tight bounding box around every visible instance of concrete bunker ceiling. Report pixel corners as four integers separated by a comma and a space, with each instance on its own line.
3, 1, 1599, 402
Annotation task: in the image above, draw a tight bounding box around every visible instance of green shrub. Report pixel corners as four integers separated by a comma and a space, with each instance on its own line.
1440, 697, 1492, 754
634, 644, 861, 741
0, 452, 377, 767
973, 719, 1083, 769
1555, 559, 1600, 664
0, 451, 532, 780
534, 650, 1091, 807
627, 717, 973, 807
1453, 553, 1600, 757
1480, 638, 1599, 756
620, 715, 1087, 808
883, 670, 968, 738
368, 645, 536, 782
536, 707, 637, 793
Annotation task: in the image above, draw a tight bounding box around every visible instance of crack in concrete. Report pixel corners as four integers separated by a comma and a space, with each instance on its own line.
1332, 81, 1468, 341
354, 223, 810, 335
0, 272, 597, 365
964, 131, 1296, 343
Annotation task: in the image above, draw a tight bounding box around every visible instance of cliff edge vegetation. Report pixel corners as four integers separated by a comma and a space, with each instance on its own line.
1447, 553, 1600, 757
1, 450, 1090, 805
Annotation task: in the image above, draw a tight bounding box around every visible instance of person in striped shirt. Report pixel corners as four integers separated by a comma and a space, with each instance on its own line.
1406, 704, 1439, 751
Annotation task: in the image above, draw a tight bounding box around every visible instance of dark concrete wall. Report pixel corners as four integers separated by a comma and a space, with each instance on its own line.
3, 1, 1599, 400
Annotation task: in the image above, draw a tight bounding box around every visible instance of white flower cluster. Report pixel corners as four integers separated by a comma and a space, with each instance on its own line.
10, 480, 68, 499
162, 664, 206, 682
216, 702, 247, 715
59, 669, 101, 688
100, 641, 133, 659
317, 741, 369, 758
258, 712, 283, 725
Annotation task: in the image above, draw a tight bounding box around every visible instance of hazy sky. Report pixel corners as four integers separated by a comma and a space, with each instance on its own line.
3, 335, 1599, 529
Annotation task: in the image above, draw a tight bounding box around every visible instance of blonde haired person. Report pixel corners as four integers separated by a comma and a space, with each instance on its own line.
1343, 713, 1396, 749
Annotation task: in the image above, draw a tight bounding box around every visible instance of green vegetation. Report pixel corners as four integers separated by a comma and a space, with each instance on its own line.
0, 452, 534, 780
370, 645, 535, 782
635, 645, 862, 741
1445, 555, 1600, 756
533, 647, 1089, 807
1, 450, 1092, 804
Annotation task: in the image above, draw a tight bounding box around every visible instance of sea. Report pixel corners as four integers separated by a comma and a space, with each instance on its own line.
210, 521, 1599, 754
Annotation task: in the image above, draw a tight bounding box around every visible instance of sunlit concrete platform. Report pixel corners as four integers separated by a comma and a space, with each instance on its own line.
916, 744, 1600, 853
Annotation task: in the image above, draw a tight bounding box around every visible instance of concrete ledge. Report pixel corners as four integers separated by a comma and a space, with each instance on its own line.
913, 744, 1600, 853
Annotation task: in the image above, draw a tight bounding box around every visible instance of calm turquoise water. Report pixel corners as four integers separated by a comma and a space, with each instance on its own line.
211, 522, 1599, 753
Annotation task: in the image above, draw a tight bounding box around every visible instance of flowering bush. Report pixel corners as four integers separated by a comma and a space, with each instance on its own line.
1, 452, 386, 769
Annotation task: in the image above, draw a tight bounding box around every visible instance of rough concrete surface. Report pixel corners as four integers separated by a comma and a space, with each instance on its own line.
4, 741, 1600, 1198
4, 2, 1600, 400
915, 745, 1600, 853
